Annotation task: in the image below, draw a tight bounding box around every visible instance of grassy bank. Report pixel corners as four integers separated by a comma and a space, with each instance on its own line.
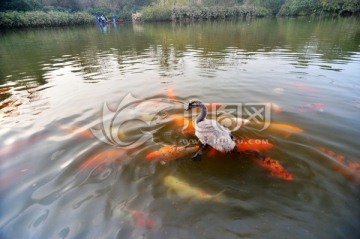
278, 0, 360, 16
0, 11, 94, 29
141, 5, 269, 22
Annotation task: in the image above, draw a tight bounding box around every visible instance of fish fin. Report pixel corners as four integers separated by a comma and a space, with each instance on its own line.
212, 189, 225, 203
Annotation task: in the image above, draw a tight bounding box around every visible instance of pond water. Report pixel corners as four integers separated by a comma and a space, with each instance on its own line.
0, 17, 360, 239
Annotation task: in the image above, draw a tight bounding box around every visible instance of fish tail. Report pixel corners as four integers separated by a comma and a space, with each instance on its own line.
212, 190, 225, 203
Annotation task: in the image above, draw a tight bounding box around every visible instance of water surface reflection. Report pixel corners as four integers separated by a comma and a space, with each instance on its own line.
0, 17, 360, 239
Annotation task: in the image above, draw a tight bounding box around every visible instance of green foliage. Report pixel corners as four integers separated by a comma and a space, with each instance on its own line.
141, 5, 172, 21
0, 0, 41, 11
278, 0, 321, 16
278, 0, 360, 16
0, 11, 94, 28
251, 0, 286, 15
140, 4, 268, 22
1, 0, 359, 29
319, 0, 360, 14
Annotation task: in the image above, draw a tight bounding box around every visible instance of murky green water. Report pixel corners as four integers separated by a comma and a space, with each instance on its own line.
1, 17, 360, 239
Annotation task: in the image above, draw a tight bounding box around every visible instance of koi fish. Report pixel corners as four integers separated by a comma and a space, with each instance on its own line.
217, 116, 250, 129
170, 114, 249, 134
266, 123, 304, 138
354, 99, 360, 109
0, 168, 29, 190
318, 147, 360, 185
272, 88, 284, 94
131, 210, 156, 229
271, 103, 282, 113
163, 175, 224, 202
58, 124, 94, 139
295, 83, 319, 93
80, 148, 127, 169
252, 156, 293, 181
0, 133, 46, 160
0, 87, 10, 95
168, 114, 195, 134
146, 145, 199, 161
134, 99, 173, 114
166, 88, 176, 100
237, 139, 273, 151
300, 102, 325, 112
207, 139, 273, 157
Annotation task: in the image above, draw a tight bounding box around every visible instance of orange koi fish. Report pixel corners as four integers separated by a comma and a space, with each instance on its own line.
252, 156, 293, 181
318, 147, 360, 185
168, 114, 195, 134
170, 114, 249, 135
80, 148, 127, 169
166, 88, 176, 100
266, 123, 304, 138
0, 87, 10, 95
237, 139, 273, 151
58, 124, 94, 139
146, 145, 199, 161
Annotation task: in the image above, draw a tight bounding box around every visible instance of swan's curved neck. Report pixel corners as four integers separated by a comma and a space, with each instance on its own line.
196, 102, 207, 123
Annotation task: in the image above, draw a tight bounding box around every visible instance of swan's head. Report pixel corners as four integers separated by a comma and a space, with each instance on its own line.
185, 100, 203, 111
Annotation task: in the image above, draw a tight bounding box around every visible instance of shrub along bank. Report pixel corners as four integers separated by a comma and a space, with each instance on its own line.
140, 5, 268, 22
0, 11, 94, 29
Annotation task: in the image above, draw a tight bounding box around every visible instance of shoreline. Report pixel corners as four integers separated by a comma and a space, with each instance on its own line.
0, 8, 358, 29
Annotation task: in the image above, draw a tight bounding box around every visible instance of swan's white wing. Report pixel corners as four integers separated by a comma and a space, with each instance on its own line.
195, 120, 235, 152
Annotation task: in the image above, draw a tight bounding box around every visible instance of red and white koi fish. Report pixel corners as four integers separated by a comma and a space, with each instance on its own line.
271, 103, 282, 113
146, 145, 199, 161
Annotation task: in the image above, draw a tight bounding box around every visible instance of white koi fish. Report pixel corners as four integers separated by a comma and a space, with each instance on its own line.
163, 175, 224, 202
